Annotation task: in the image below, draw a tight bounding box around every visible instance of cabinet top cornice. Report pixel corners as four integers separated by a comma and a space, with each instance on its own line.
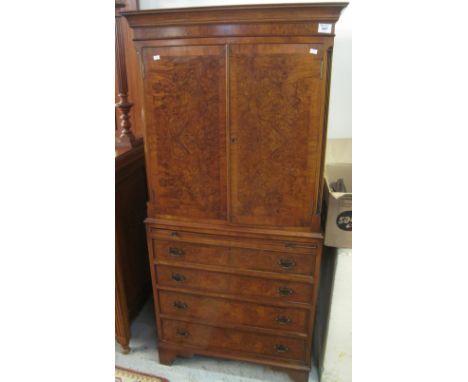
122, 3, 348, 27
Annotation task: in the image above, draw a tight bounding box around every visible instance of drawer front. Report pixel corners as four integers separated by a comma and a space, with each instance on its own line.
156, 265, 313, 304
161, 319, 307, 362
151, 228, 320, 255
159, 290, 308, 334
154, 240, 315, 276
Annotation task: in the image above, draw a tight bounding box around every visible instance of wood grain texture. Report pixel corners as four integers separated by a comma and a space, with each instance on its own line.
115, 2, 136, 147
132, 22, 333, 41
161, 319, 307, 362
123, 3, 348, 380
123, 3, 347, 29
115, 254, 130, 354
115, 141, 151, 351
230, 44, 324, 227
153, 239, 316, 276
121, 16, 144, 138
155, 264, 313, 304
143, 46, 227, 221
116, 0, 143, 138
158, 290, 309, 334
150, 227, 320, 252
148, 218, 324, 239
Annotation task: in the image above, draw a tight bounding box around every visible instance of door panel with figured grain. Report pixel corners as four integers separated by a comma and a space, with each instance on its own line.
229, 44, 324, 228
143, 45, 228, 221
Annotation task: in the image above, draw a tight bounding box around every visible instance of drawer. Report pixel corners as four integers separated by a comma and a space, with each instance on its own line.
151, 228, 320, 255
159, 290, 309, 334
161, 319, 307, 362
154, 240, 315, 276
155, 265, 313, 304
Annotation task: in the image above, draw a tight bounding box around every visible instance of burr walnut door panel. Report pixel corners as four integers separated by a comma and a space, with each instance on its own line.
143, 45, 228, 221
229, 44, 325, 228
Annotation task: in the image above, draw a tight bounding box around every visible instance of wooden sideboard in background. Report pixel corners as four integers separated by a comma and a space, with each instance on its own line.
115, 141, 151, 353
115, 0, 151, 353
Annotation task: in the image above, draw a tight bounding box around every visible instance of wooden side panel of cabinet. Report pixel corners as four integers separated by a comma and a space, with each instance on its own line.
115, 142, 152, 351
143, 45, 228, 222
230, 44, 325, 228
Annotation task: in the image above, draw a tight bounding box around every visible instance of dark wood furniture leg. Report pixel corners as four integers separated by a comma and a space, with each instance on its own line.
158, 348, 178, 365
271, 366, 310, 382
115, 262, 131, 354
118, 340, 131, 355
285, 369, 310, 382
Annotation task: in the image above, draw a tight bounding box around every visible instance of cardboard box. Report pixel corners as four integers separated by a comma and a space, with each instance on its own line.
323, 163, 352, 248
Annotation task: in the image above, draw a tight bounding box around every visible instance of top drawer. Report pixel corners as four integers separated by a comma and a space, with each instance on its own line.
150, 229, 319, 276
153, 240, 316, 276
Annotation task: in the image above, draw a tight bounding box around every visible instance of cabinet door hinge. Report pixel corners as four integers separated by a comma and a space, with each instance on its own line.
320, 60, 324, 80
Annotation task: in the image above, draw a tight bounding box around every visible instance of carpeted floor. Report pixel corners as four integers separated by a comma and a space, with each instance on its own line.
116, 366, 168, 382
115, 299, 319, 382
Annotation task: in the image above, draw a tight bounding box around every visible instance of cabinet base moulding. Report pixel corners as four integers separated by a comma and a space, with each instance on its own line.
157, 343, 311, 382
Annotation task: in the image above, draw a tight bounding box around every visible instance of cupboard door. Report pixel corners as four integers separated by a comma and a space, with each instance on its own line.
143, 46, 227, 221
229, 44, 325, 227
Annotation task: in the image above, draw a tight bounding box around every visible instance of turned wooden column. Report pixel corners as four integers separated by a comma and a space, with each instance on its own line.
115, 1, 135, 147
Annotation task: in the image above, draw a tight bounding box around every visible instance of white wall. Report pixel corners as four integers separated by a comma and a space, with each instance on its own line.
138, 0, 352, 139
322, 248, 352, 382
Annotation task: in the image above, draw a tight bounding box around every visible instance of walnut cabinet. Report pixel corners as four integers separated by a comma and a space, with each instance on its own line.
123, 3, 347, 381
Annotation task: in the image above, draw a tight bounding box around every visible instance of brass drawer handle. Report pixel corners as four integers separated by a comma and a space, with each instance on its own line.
285, 242, 317, 249
169, 247, 185, 257
171, 273, 186, 283
276, 315, 291, 325
278, 258, 296, 269
274, 344, 289, 353
278, 287, 293, 297
176, 329, 189, 338
173, 301, 188, 310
